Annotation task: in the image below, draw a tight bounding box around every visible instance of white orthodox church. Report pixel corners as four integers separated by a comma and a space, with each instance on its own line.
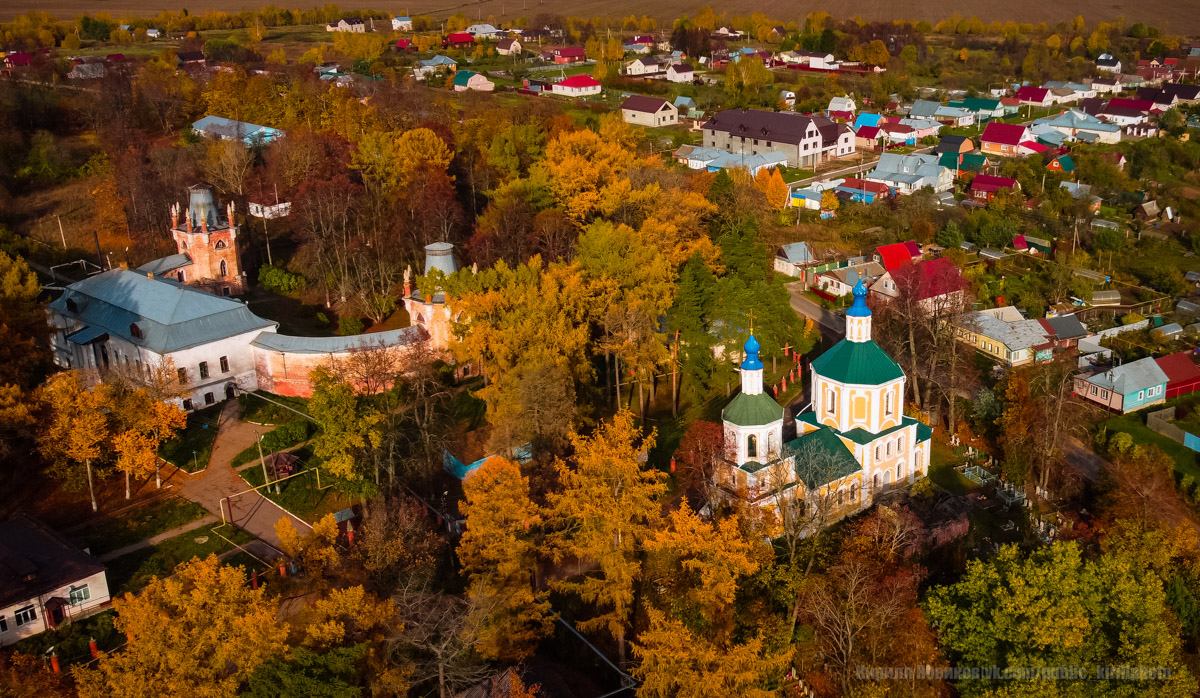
719, 280, 932, 519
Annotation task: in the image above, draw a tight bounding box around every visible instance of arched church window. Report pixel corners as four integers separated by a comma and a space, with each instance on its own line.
875, 445, 882, 461
219, 260, 228, 278
886, 441, 892, 457
850, 484, 859, 502
214, 240, 227, 250
826, 389, 835, 412
885, 391, 894, 416
898, 435, 904, 451
767, 431, 776, 455
177, 270, 185, 283
747, 434, 757, 459
897, 462, 905, 480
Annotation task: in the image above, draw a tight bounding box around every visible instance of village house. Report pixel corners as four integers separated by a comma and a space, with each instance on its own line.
495, 38, 522, 56
1015, 86, 1052, 107
955, 306, 1051, 366
869, 257, 967, 313
465, 23, 503, 39
550, 74, 602, 97
413, 55, 457, 80
980, 121, 1035, 157
1090, 77, 1120, 94
718, 286, 932, 518
1060, 181, 1102, 211
1096, 53, 1121, 72
1031, 110, 1121, 144
817, 262, 886, 297
671, 145, 788, 175
391, 16, 412, 31
877, 123, 917, 146
701, 109, 855, 169
897, 117, 942, 140
620, 95, 678, 127
624, 56, 665, 76
191, 116, 283, 145
452, 70, 494, 92
934, 135, 974, 155
865, 153, 952, 195
773, 241, 818, 278
443, 32, 475, 49
0, 516, 110, 645
1074, 357, 1168, 413
789, 179, 843, 211
666, 62, 694, 83
552, 46, 586, 64
836, 178, 891, 203
938, 151, 989, 177
875, 241, 923, 271
327, 18, 366, 32
854, 126, 883, 150
969, 174, 1021, 203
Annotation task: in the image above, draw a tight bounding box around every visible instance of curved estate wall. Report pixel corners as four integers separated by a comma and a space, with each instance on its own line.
251, 326, 429, 397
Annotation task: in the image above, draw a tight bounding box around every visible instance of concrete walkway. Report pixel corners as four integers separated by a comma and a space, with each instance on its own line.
167, 401, 311, 555
98, 514, 219, 562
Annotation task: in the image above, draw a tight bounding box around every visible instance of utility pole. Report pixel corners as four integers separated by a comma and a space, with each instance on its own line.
56, 215, 66, 248
671, 330, 679, 418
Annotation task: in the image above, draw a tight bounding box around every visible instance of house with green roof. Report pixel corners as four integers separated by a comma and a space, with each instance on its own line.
718, 280, 932, 524
452, 70, 494, 92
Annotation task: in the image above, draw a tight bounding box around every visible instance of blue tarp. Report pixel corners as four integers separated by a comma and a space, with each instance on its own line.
444, 443, 534, 480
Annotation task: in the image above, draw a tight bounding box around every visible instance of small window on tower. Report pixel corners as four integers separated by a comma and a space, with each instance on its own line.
827, 389, 835, 412
885, 392, 894, 416
214, 240, 227, 250
219, 260, 228, 278
747, 435, 757, 459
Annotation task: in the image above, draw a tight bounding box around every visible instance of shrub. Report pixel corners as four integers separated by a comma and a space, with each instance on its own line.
258, 264, 306, 294
338, 316, 364, 336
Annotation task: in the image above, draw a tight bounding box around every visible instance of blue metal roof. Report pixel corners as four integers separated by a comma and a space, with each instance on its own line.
251, 326, 427, 354
136, 253, 192, 276
67, 325, 109, 344
49, 270, 277, 354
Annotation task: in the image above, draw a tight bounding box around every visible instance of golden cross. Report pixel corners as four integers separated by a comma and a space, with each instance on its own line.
746, 309, 756, 334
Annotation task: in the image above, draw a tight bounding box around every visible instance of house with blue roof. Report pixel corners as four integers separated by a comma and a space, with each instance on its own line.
774, 241, 818, 277
854, 112, 883, 129
717, 281, 932, 520
1074, 357, 1168, 413
191, 116, 284, 145
865, 153, 953, 195
1032, 109, 1121, 144
413, 55, 457, 80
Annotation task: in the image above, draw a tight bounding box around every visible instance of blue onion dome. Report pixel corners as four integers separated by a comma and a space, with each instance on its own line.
846, 279, 872, 317
741, 334, 764, 370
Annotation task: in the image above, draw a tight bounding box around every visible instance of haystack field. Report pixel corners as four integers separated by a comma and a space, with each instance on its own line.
3, 0, 1198, 34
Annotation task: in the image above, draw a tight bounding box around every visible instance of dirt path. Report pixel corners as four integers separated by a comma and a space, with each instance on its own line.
167, 401, 311, 554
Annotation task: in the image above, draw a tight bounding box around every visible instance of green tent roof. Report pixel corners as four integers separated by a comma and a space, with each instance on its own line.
938, 152, 988, 171
722, 391, 784, 427
783, 427, 861, 489
810, 339, 904, 386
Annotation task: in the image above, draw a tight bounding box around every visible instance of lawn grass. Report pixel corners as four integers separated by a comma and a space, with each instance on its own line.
237, 391, 311, 425
239, 450, 355, 524
75, 497, 208, 556
158, 403, 223, 472
779, 166, 817, 183
1105, 411, 1200, 480
104, 524, 255, 596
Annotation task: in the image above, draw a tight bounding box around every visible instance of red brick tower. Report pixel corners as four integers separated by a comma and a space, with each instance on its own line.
168, 184, 246, 296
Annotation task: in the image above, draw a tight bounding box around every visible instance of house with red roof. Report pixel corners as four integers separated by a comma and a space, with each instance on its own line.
875, 241, 922, 271
969, 174, 1020, 203
835, 178, 891, 203
1156, 352, 1200, 399
855, 125, 883, 149
870, 256, 967, 313
395, 39, 415, 51
552, 46, 586, 64
443, 32, 475, 48
980, 122, 1034, 157
1108, 97, 1154, 113
3, 52, 33, 69
1015, 86, 1051, 107
550, 74, 602, 97
878, 123, 917, 146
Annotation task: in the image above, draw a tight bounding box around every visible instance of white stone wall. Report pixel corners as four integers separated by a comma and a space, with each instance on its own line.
0, 570, 110, 645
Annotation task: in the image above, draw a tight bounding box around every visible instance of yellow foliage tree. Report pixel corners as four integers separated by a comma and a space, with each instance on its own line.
301, 585, 395, 649
547, 411, 666, 663
37, 372, 109, 512
644, 504, 763, 636
352, 127, 452, 193
631, 608, 790, 698
540, 127, 638, 221
753, 168, 789, 210
75, 555, 287, 697
276, 514, 341, 578
459, 457, 553, 660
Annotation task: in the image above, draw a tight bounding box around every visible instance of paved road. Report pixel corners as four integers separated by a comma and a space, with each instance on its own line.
166, 401, 311, 555
786, 281, 845, 341
789, 145, 937, 189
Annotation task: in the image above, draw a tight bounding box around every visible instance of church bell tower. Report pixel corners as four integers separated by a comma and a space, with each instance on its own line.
169, 184, 246, 296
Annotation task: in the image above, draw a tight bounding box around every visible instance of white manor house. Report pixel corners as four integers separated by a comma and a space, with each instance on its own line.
719, 280, 932, 519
